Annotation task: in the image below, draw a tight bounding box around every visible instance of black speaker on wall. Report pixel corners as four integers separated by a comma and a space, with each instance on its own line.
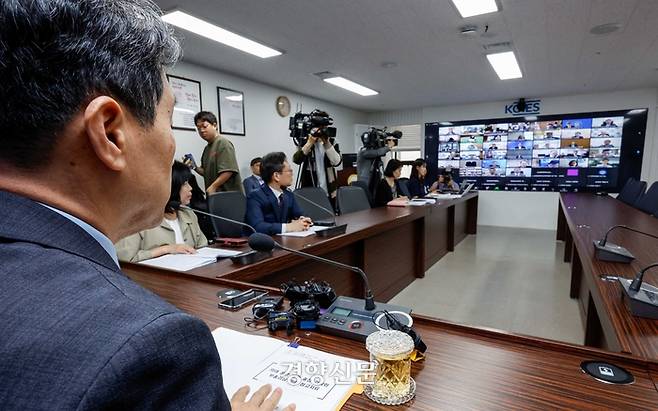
517, 98, 526, 112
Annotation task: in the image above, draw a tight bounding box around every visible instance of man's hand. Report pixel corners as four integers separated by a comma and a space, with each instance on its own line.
386, 139, 396, 149
231, 385, 295, 411
286, 218, 312, 232
166, 244, 197, 255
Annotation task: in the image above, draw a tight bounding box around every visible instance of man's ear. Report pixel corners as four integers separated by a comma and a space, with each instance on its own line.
83, 96, 129, 171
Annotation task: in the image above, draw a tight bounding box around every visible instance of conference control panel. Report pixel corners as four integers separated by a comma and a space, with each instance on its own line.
317, 296, 412, 341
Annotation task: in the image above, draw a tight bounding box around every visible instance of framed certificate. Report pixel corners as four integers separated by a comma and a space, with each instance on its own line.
167, 74, 202, 131
217, 87, 246, 136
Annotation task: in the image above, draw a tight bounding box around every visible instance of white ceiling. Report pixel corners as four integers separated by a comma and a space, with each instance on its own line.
154, 0, 658, 113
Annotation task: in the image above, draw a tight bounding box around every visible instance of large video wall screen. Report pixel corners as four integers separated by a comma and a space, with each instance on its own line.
424, 109, 647, 192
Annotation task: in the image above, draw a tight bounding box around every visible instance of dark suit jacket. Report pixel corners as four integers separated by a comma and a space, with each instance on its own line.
242, 175, 263, 194
0, 190, 230, 410
245, 185, 304, 234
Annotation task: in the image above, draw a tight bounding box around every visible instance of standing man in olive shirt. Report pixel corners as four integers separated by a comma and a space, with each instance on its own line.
190, 111, 244, 194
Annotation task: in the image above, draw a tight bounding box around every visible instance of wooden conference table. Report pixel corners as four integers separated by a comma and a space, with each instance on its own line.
122, 192, 658, 409
128, 193, 478, 303
557, 192, 658, 361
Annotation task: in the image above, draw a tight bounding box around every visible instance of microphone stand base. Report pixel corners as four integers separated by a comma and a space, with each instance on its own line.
315, 224, 347, 238
230, 250, 273, 265
593, 241, 635, 263
618, 278, 658, 319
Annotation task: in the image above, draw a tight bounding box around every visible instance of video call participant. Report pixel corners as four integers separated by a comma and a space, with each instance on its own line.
245, 152, 312, 234
407, 159, 438, 198
115, 162, 208, 262
188, 111, 244, 194
243, 156, 264, 194
293, 131, 342, 199
374, 159, 408, 207
0, 1, 293, 410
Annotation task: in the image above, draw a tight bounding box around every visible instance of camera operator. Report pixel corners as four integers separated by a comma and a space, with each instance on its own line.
357, 128, 402, 199
292, 132, 341, 197
289, 110, 342, 199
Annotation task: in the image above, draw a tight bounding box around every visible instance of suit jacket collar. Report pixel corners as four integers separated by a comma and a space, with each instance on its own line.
263, 185, 287, 222
0, 190, 122, 273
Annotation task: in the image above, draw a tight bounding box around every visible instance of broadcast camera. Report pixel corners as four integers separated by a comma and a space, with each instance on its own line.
361, 127, 402, 149
289, 109, 337, 146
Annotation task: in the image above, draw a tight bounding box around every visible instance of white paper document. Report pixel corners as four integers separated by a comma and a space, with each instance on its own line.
427, 193, 462, 199
212, 328, 367, 411
196, 247, 243, 258
277, 225, 329, 238
138, 254, 216, 271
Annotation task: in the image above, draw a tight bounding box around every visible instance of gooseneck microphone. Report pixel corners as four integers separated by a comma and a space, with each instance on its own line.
248, 232, 376, 311
593, 225, 658, 263
629, 262, 658, 292
618, 262, 658, 319
181, 205, 256, 234
293, 192, 337, 226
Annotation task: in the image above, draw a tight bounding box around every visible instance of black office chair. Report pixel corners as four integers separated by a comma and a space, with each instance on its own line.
634, 181, 658, 214
397, 177, 411, 198
617, 177, 647, 205
336, 186, 371, 215
350, 180, 373, 206
207, 191, 247, 238
293, 187, 335, 223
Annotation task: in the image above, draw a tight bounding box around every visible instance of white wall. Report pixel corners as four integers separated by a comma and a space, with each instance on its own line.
368, 88, 658, 230
168, 61, 368, 189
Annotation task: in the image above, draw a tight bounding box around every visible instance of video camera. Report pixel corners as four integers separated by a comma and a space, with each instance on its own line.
361, 127, 402, 149
289, 109, 337, 146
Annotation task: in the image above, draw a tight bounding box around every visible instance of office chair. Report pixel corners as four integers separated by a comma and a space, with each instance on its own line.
336, 186, 371, 215
350, 180, 373, 206
207, 191, 247, 238
397, 177, 411, 198
635, 181, 658, 214
617, 177, 646, 205
293, 187, 335, 222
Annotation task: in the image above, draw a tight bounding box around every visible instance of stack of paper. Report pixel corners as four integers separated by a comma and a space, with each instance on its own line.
213, 328, 366, 411
137, 247, 240, 271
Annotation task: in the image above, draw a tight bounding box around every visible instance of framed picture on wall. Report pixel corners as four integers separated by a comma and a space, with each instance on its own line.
217, 86, 245, 136
166, 74, 202, 131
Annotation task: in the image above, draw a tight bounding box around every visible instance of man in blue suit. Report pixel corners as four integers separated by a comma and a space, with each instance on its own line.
246, 152, 313, 234
243, 156, 265, 194
0, 1, 293, 411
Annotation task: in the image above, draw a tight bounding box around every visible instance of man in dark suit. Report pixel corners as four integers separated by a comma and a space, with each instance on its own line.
243, 156, 264, 194
245, 152, 312, 234
0, 1, 293, 411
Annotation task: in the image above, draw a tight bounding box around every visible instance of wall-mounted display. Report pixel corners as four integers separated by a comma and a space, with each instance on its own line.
217, 87, 245, 136
167, 74, 202, 131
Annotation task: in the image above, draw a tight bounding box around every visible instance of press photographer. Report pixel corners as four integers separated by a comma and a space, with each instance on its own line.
290, 110, 342, 199
357, 127, 402, 198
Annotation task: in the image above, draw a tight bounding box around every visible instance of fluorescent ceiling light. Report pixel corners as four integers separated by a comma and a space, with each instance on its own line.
225, 95, 243, 102
452, 0, 498, 18
323, 76, 378, 96
486, 51, 522, 80
162, 10, 281, 58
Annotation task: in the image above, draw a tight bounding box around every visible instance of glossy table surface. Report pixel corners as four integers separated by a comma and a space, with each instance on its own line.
560, 193, 658, 360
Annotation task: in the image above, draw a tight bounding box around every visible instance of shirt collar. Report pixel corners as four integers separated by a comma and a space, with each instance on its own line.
39, 203, 120, 268
268, 185, 283, 199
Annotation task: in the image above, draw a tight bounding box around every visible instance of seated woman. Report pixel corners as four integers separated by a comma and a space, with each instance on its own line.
116, 161, 208, 262
374, 159, 408, 207
407, 158, 439, 198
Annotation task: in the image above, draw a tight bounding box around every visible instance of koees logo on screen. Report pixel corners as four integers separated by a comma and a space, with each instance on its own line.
504, 99, 541, 116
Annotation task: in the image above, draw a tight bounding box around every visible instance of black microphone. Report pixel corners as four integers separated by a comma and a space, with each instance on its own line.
181, 205, 256, 234
386, 130, 403, 139
618, 262, 658, 319
248, 233, 376, 311
593, 225, 658, 263
293, 191, 337, 226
